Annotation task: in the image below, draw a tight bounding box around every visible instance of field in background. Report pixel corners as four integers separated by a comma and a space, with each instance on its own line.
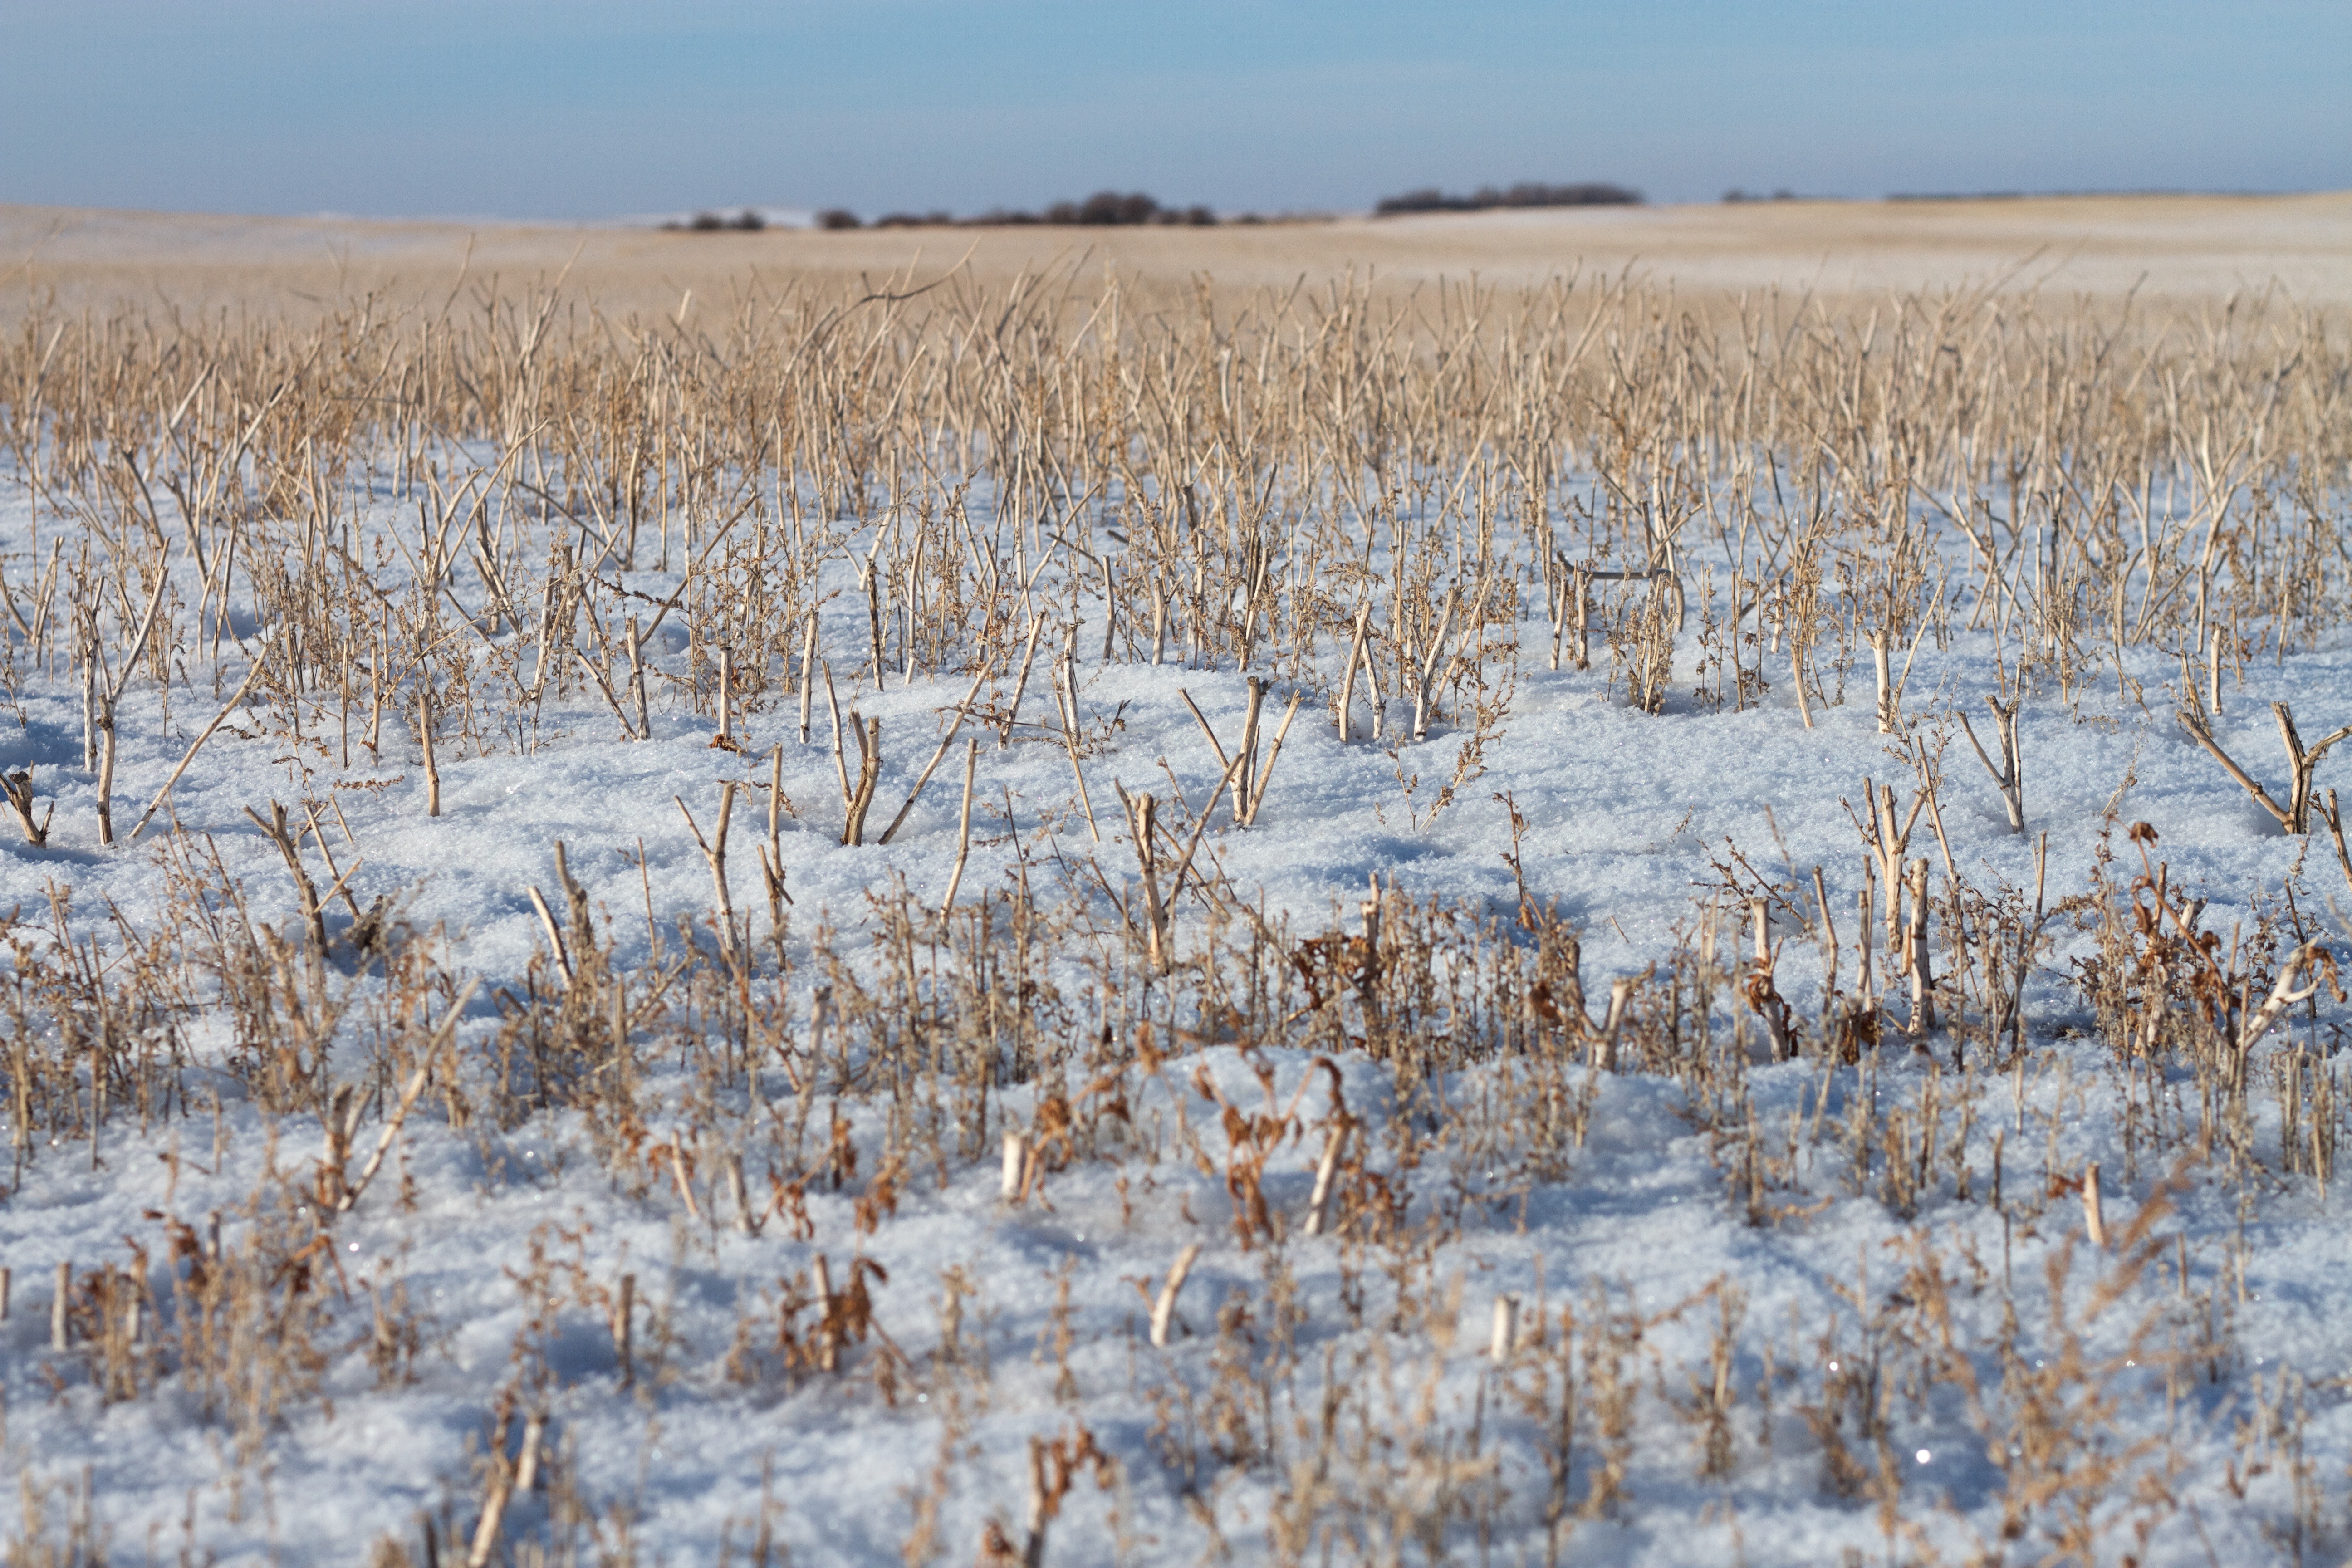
7, 190, 2352, 320
1, 197, 2351, 1565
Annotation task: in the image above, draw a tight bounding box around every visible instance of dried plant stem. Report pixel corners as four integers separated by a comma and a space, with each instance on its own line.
626, 614, 651, 737
1357, 881, 1383, 1030
939, 738, 980, 916
1857, 881, 1875, 1009
419, 683, 442, 818
1022, 1439, 1052, 1568
823, 661, 852, 809
1594, 976, 1636, 1072
93, 717, 120, 844
2179, 700, 2352, 833
339, 980, 480, 1214
670, 1141, 702, 1220
1000, 612, 1047, 748
1303, 1125, 1346, 1236
1745, 897, 1795, 1062
572, 644, 637, 738
613, 1274, 635, 1387
1337, 599, 1371, 740
1149, 1243, 1203, 1348
813, 1255, 838, 1372
1001, 1129, 1031, 1202
798, 609, 818, 744
757, 746, 792, 951
842, 715, 882, 846
1234, 678, 1266, 823
878, 664, 989, 845
1411, 588, 1460, 742
1857, 779, 1927, 958
466, 1461, 510, 1567
1157, 751, 1250, 951
1178, 691, 1231, 784
527, 885, 572, 983
676, 783, 740, 961
1959, 696, 2026, 833
1490, 1295, 1520, 1363
1, 767, 50, 846
2322, 789, 2352, 896
1870, 631, 1896, 732
1563, 561, 1592, 671
715, 646, 734, 745
1054, 655, 1101, 843
2239, 942, 2329, 1059
1122, 791, 1169, 971
90, 552, 173, 845
1180, 683, 1293, 827
1241, 689, 1305, 828
245, 800, 331, 951
515, 1413, 545, 1494
726, 1152, 759, 1235
1904, 858, 1936, 1039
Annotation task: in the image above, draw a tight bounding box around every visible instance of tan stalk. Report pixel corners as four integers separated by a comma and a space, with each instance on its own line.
2178, 701, 2352, 834
1958, 695, 2025, 833
675, 783, 740, 961
1149, 1243, 1203, 1348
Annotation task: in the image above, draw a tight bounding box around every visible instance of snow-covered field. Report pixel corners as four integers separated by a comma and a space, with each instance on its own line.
2, 279, 2349, 1565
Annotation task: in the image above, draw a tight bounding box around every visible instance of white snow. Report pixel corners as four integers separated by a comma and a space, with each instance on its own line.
1, 447, 2349, 1567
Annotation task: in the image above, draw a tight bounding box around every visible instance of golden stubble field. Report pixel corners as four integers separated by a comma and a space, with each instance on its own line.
6, 190, 2349, 319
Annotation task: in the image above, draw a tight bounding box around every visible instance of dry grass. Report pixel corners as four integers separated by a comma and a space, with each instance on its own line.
0, 214, 2348, 1561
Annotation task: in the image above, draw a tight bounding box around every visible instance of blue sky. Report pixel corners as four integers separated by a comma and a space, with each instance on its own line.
3, 0, 2345, 219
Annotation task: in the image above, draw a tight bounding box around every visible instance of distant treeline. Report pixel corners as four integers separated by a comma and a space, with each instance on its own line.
854, 190, 1221, 229
666, 191, 1233, 234
1372, 181, 1642, 216
664, 211, 770, 232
